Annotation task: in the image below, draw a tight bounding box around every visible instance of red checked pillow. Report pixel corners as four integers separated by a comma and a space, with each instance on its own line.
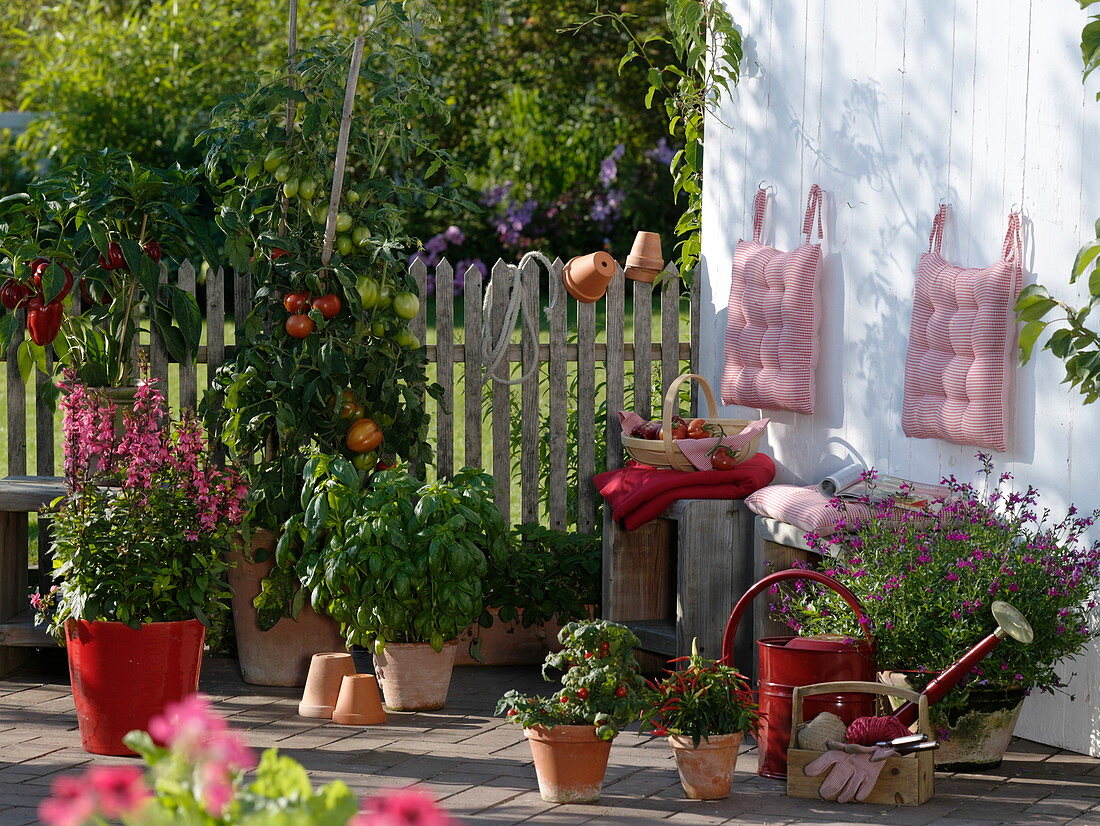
722, 186, 824, 415
902, 208, 1022, 452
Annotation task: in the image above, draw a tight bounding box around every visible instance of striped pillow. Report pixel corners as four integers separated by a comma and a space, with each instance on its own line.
902, 209, 1022, 452
722, 186, 823, 415
744, 485, 866, 538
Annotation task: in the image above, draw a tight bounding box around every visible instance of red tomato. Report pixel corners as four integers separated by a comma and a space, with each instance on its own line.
659, 422, 689, 441
615, 686, 629, 698
686, 418, 712, 439
283, 291, 310, 314
710, 446, 738, 471
285, 314, 314, 339
312, 293, 342, 320
576, 688, 589, 700
345, 418, 382, 453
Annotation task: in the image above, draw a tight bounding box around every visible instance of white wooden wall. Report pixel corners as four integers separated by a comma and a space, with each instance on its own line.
701, 0, 1100, 756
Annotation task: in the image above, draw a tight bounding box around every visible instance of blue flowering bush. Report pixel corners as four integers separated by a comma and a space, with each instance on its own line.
773, 455, 1100, 697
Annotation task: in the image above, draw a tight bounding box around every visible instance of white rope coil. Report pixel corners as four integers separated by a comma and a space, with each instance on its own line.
480, 251, 561, 386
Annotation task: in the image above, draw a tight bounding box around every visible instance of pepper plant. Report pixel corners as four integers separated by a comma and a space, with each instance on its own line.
200, 4, 473, 622
0, 150, 211, 392
497, 620, 648, 740
292, 460, 509, 651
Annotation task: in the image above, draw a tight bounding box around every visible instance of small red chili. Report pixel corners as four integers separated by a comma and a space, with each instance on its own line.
615, 686, 628, 698
559, 695, 569, 704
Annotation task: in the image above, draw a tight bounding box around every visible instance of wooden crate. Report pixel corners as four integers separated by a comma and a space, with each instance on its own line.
787, 681, 935, 806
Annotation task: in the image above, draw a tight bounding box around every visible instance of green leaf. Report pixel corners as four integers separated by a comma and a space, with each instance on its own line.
248, 748, 313, 799
1017, 320, 1048, 364
1015, 295, 1057, 321
1072, 241, 1100, 282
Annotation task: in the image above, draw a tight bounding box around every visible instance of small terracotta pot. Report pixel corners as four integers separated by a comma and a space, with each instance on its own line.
624, 231, 664, 282
524, 725, 614, 803
562, 251, 617, 303
332, 674, 387, 725
299, 652, 357, 718
667, 732, 743, 799
373, 640, 458, 711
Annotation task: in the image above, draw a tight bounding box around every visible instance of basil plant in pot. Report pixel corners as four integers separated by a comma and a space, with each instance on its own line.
293, 460, 509, 711
774, 456, 1100, 770
641, 640, 758, 800
0, 150, 209, 400
496, 621, 648, 804
200, 7, 469, 685
33, 374, 246, 757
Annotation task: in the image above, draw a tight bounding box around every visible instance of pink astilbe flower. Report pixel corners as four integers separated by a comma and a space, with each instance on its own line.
354, 788, 457, 826
40, 766, 149, 826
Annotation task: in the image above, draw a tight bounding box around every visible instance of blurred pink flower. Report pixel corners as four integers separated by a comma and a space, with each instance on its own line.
354, 788, 456, 826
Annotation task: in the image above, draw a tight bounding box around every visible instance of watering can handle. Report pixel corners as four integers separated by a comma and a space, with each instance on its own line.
719, 568, 874, 667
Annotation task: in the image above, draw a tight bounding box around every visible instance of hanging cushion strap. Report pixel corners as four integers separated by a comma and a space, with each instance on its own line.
1001, 211, 1022, 266
928, 204, 949, 254
751, 187, 768, 243
802, 184, 824, 243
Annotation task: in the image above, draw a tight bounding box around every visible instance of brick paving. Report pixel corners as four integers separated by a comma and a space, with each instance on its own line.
2, 651, 1100, 825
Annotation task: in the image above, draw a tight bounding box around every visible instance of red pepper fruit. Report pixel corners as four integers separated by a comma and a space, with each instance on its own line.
143, 241, 163, 262
576, 688, 589, 700
0, 279, 32, 310
615, 686, 629, 698
559, 694, 570, 704
98, 242, 127, 272
31, 261, 75, 302
25, 298, 64, 346
79, 278, 111, 306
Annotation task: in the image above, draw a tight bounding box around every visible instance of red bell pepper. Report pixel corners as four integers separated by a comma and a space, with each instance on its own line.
0, 279, 32, 310
25, 297, 64, 346
143, 240, 163, 262
31, 260, 75, 302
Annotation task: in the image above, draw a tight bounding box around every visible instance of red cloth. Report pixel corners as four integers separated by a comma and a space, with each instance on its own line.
595, 453, 776, 530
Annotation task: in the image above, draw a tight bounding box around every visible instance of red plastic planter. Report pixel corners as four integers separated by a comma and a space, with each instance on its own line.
66, 619, 205, 755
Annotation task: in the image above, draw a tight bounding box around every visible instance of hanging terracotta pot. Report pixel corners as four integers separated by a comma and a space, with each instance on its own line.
667, 733, 743, 799
524, 725, 614, 803
562, 251, 617, 303
332, 674, 388, 725
66, 618, 205, 756
624, 231, 664, 282
227, 531, 346, 687
299, 652, 357, 718
373, 640, 458, 711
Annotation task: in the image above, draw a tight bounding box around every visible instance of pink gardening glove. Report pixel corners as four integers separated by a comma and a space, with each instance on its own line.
804, 741, 897, 803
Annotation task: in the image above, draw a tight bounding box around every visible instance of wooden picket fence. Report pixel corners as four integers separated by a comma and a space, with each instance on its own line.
3, 256, 698, 535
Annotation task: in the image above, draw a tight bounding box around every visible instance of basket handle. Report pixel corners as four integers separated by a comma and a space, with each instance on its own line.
660, 373, 719, 460
720, 569, 875, 668
790, 681, 932, 744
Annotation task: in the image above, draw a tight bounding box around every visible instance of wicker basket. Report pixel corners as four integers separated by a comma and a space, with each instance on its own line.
621, 373, 763, 471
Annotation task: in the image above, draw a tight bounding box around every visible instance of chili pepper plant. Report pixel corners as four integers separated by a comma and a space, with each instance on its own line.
497, 620, 648, 740
0, 150, 213, 393
639, 639, 758, 747
773, 455, 1100, 704
200, 6, 473, 625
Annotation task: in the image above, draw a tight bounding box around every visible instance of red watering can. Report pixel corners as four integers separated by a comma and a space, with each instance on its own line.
721, 569, 877, 779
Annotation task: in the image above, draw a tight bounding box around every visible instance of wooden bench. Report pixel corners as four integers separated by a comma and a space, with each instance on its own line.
0, 476, 65, 674
602, 499, 756, 669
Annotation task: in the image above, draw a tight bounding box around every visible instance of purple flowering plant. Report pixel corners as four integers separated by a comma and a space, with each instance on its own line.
37, 372, 247, 639
772, 455, 1100, 698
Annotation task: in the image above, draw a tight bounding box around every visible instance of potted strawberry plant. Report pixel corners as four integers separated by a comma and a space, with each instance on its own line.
199, 6, 471, 685
35, 372, 246, 756
640, 640, 758, 799
496, 621, 648, 803
292, 460, 508, 711
0, 150, 210, 399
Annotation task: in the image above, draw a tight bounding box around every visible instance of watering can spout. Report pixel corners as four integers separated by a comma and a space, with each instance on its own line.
890, 601, 1033, 727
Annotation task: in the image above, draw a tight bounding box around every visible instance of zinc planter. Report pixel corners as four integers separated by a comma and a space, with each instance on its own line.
373, 641, 458, 711
227, 531, 346, 687
667, 733, 743, 799
66, 618, 204, 756
524, 725, 614, 803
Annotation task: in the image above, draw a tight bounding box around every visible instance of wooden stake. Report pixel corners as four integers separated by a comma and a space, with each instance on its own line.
321, 35, 365, 268
278, 0, 299, 238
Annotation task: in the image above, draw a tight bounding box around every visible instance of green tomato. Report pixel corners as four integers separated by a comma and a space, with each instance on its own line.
394, 327, 419, 348
298, 176, 317, 200
371, 321, 386, 337
245, 158, 264, 179
377, 284, 393, 310
345, 189, 361, 204
282, 177, 299, 199
263, 148, 286, 172
357, 277, 380, 309
335, 212, 354, 233
274, 163, 292, 183
336, 235, 353, 256
393, 291, 420, 320
352, 226, 370, 247
352, 450, 379, 472
312, 203, 329, 225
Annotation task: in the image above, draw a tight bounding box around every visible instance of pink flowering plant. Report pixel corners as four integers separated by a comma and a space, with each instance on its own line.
773, 455, 1100, 699
37, 372, 247, 639
39, 693, 456, 826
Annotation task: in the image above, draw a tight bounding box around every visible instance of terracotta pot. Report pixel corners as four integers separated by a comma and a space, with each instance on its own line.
373, 640, 458, 711
227, 532, 346, 687
66, 618, 205, 756
524, 725, 614, 803
454, 608, 566, 666
299, 652, 357, 718
624, 231, 663, 282
332, 674, 387, 725
880, 671, 1025, 771
562, 251, 617, 303
667, 732, 743, 799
